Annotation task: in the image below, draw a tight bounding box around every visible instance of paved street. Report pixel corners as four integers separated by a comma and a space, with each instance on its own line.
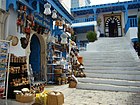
45, 84, 140, 105
64, 88, 140, 105
0, 85, 140, 105
1, 37, 140, 105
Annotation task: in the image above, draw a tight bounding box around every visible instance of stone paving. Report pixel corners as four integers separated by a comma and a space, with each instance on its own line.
64, 88, 140, 105
0, 85, 140, 105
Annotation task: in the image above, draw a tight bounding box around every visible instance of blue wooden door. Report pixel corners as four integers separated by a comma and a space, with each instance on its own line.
29, 35, 41, 80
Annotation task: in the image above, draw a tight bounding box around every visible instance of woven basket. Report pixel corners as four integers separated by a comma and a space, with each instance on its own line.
47, 91, 64, 105
69, 81, 77, 88
16, 94, 34, 103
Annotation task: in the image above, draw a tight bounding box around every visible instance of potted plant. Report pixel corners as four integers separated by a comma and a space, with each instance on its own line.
86, 31, 97, 42
97, 18, 102, 27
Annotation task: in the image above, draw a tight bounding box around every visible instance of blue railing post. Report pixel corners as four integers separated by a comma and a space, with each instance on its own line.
125, 17, 138, 34
93, 8, 97, 21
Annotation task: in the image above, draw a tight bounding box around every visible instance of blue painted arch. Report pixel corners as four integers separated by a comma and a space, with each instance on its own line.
29, 35, 41, 81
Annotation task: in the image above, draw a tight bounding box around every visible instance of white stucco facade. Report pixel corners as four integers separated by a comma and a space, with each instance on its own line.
0, 0, 9, 40
0, 0, 6, 10
126, 27, 138, 42
96, 9, 138, 37
7, 8, 26, 56
59, 0, 71, 13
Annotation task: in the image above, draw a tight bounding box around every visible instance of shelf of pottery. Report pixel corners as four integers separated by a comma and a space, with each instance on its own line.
70, 41, 86, 78
8, 54, 30, 99
0, 40, 10, 99
47, 37, 70, 85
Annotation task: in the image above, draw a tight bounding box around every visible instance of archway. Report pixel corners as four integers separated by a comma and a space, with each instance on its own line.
108, 19, 118, 37
105, 16, 122, 37
29, 35, 41, 81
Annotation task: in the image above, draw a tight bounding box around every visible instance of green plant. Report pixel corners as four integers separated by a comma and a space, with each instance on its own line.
97, 18, 102, 26
86, 31, 97, 42
138, 16, 140, 42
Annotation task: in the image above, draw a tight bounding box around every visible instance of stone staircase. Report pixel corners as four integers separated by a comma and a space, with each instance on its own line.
77, 37, 140, 92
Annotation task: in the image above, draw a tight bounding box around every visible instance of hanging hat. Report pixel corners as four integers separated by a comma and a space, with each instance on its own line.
20, 37, 28, 49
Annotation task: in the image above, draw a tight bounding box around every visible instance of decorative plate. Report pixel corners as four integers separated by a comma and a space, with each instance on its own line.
12, 36, 19, 46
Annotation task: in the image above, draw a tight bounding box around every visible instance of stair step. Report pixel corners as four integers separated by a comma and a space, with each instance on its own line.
84, 70, 140, 75
85, 62, 140, 67
77, 37, 140, 92
84, 62, 139, 67
85, 66, 140, 70
78, 78, 140, 87
86, 73, 140, 81
83, 60, 137, 62
77, 83, 140, 92
83, 58, 135, 61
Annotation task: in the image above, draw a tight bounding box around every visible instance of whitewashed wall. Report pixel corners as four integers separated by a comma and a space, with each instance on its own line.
125, 27, 138, 42
59, 0, 71, 13
0, 0, 6, 10
8, 8, 26, 56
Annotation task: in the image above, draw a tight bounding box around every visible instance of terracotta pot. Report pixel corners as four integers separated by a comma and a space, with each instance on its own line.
25, 27, 31, 34
23, 6, 27, 11
17, 19, 21, 25
55, 20, 60, 26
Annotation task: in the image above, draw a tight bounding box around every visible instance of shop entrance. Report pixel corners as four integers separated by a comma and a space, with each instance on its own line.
105, 15, 122, 37
29, 35, 41, 81
108, 19, 118, 37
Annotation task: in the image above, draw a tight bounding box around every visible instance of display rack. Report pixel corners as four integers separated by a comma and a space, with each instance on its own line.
8, 54, 30, 99
0, 40, 10, 100
47, 41, 63, 84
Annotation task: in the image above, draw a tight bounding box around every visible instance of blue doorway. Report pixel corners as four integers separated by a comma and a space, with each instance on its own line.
29, 35, 41, 81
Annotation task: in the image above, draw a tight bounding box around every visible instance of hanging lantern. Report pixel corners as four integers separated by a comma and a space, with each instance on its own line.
44, 3, 51, 15
52, 10, 57, 19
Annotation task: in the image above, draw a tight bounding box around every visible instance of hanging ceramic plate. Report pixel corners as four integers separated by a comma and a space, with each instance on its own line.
12, 36, 19, 46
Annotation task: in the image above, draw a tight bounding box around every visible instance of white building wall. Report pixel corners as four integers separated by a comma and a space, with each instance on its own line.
79, 0, 85, 7
8, 8, 26, 56
128, 9, 139, 16
125, 27, 138, 42
0, 0, 6, 10
59, 0, 71, 13
97, 13, 104, 34
96, 9, 138, 37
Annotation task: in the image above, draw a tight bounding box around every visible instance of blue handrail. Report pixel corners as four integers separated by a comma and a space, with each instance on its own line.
125, 17, 137, 33
73, 17, 94, 23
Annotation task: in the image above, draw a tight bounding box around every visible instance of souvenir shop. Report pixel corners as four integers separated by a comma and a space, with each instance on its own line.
0, 0, 85, 104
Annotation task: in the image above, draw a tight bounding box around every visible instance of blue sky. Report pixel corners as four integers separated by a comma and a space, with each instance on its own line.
90, 0, 132, 5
